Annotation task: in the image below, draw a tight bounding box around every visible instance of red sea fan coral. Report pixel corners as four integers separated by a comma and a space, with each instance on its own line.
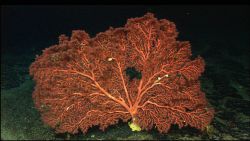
29, 13, 214, 134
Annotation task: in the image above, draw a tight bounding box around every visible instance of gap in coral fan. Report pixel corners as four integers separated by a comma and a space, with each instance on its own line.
125, 67, 142, 81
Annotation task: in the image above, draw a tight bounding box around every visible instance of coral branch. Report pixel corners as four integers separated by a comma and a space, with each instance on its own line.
116, 61, 132, 108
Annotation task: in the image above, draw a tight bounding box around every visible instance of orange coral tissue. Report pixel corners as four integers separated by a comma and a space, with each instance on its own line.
29, 13, 214, 134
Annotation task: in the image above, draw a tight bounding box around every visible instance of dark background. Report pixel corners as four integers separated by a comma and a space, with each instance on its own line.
1, 5, 250, 55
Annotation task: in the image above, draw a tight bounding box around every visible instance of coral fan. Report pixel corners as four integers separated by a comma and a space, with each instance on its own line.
29, 13, 214, 134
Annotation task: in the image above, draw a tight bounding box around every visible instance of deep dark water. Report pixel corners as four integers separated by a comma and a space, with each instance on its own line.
1, 6, 250, 140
